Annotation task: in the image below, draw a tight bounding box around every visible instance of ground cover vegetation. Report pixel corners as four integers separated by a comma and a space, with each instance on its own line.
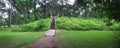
0, 0, 120, 48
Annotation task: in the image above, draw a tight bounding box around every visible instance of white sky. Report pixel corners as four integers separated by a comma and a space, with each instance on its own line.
68, 0, 75, 5
3, 0, 75, 8
36, 0, 75, 8
1, 0, 11, 9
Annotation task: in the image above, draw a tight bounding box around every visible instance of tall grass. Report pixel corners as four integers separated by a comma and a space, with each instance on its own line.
12, 18, 51, 32
11, 17, 120, 31
56, 17, 120, 30
56, 17, 105, 30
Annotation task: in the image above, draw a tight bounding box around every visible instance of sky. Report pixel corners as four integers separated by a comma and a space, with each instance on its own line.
2, 0, 75, 8
68, 0, 75, 5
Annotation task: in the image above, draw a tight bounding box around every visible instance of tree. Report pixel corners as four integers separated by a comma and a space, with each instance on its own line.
0, 16, 2, 26
93, 0, 120, 20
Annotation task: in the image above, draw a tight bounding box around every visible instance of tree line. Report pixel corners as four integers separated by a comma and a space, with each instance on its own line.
0, 0, 119, 27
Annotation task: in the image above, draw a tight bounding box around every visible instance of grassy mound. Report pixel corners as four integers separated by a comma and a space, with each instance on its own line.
11, 17, 120, 31
12, 18, 51, 32
56, 17, 105, 30
56, 17, 120, 30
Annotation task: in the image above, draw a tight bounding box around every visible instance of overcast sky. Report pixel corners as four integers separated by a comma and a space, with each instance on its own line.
68, 0, 75, 5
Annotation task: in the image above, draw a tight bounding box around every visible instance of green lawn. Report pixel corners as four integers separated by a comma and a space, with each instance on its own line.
0, 31, 44, 48
58, 30, 114, 48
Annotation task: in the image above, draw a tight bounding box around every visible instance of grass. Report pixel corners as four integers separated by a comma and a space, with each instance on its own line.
58, 30, 114, 48
0, 31, 44, 48
114, 31, 120, 48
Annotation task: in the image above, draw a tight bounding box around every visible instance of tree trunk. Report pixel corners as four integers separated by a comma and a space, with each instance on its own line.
43, 0, 47, 18
50, 1, 53, 17
25, 3, 29, 23
0, 19, 2, 27
44, 6, 46, 18
61, 0, 64, 16
15, 13, 19, 26
33, 0, 38, 20
8, 9, 12, 27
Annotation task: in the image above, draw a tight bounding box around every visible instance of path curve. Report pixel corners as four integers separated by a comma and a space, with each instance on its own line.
21, 16, 59, 48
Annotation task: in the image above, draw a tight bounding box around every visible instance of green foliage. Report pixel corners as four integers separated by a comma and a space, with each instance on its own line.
94, 0, 120, 21
56, 17, 106, 30
107, 23, 120, 30
0, 27, 10, 31
12, 18, 50, 32
103, 18, 115, 26
103, 18, 120, 30
0, 27, 6, 31
56, 17, 120, 30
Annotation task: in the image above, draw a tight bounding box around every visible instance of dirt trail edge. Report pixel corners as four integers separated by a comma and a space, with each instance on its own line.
21, 16, 62, 48
21, 33, 61, 48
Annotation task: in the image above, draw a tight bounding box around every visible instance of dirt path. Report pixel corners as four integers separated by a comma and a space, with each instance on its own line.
21, 16, 62, 48
21, 29, 62, 48
21, 35, 61, 48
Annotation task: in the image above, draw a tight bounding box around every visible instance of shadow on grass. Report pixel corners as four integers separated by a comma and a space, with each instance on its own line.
114, 31, 120, 48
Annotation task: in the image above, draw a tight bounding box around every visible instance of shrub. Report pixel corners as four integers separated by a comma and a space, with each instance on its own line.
12, 18, 51, 32
0, 27, 9, 31
107, 23, 120, 30
56, 17, 106, 30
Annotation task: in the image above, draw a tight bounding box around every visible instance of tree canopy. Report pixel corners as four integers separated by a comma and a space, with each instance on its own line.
0, 0, 120, 27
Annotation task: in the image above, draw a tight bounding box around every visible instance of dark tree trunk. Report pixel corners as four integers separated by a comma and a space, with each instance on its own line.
33, 0, 38, 20
15, 14, 19, 26
0, 20, 2, 27
8, 9, 12, 27
61, 0, 64, 16
24, 2, 29, 23
44, 6, 46, 18
50, 1, 53, 17
43, 0, 47, 18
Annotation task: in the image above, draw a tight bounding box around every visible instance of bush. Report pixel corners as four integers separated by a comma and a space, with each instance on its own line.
107, 23, 120, 30
12, 17, 120, 31
56, 17, 106, 30
12, 18, 51, 32
0, 27, 10, 31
